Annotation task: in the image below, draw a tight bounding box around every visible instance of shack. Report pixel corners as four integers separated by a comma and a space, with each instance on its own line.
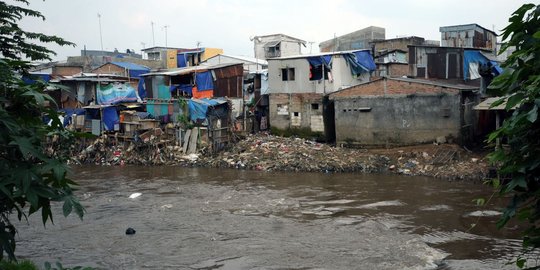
328, 77, 480, 147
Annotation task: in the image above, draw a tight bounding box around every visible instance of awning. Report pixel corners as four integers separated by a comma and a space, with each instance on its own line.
263, 40, 281, 48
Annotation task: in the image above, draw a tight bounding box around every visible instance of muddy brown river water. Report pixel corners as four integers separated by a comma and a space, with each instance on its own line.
15, 166, 526, 269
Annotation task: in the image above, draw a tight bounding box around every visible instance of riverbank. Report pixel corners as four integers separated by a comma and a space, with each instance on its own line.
69, 133, 490, 181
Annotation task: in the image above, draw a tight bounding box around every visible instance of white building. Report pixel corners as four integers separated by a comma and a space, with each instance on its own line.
201, 54, 268, 73
252, 34, 306, 60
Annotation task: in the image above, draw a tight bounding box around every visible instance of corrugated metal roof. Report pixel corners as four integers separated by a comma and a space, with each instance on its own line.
389, 77, 479, 90
267, 49, 371, 61
204, 54, 268, 65
473, 97, 512, 110
141, 63, 242, 76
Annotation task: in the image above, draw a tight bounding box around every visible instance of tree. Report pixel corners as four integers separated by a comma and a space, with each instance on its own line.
0, 0, 84, 261
487, 3, 540, 269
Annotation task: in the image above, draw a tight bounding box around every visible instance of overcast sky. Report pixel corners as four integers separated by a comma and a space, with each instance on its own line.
18, 0, 531, 61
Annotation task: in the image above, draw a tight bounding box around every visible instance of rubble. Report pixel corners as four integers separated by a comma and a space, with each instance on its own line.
64, 132, 490, 181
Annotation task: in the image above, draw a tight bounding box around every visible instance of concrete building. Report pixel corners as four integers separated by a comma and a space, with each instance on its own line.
328, 77, 480, 146
252, 34, 306, 60
141, 47, 223, 69
408, 45, 501, 85
440, 24, 497, 52
319, 26, 385, 52
373, 50, 408, 77
201, 54, 268, 73
267, 50, 375, 133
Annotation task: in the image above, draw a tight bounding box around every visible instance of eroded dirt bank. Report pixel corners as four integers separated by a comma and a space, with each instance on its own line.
69, 133, 489, 181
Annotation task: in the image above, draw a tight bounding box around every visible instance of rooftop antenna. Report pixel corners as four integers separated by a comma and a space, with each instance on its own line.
308, 41, 314, 54
163, 25, 170, 47
97, 13, 104, 51
196, 41, 202, 48
151, 21, 155, 46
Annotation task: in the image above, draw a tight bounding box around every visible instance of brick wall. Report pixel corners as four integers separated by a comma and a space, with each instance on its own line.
52, 66, 83, 76
269, 93, 324, 131
330, 78, 460, 98
92, 63, 127, 76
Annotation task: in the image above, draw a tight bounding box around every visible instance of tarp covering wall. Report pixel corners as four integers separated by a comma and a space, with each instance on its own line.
354, 51, 376, 72
102, 106, 119, 130
307, 56, 332, 68
177, 53, 187, 68
188, 98, 227, 122
97, 83, 138, 105
344, 51, 376, 75
195, 71, 214, 91
137, 77, 147, 99
110, 62, 150, 78
463, 50, 502, 80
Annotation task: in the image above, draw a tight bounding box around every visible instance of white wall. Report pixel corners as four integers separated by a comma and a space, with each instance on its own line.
268, 55, 370, 95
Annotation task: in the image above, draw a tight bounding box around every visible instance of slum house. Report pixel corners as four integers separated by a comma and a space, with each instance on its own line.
319, 26, 386, 52
92, 61, 150, 99
47, 74, 142, 135
141, 46, 223, 69
141, 63, 242, 139
408, 45, 502, 94
373, 49, 408, 78
440, 24, 497, 53
328, 77, 480, 147
267, 50, 375, 135
243, 69, 270, 132
201, 54, 268, 73
252, 34, 306, 60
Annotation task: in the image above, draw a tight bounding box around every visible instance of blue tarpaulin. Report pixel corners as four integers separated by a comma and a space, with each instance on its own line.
170, 84, 193, 95
354, 51, 376, 72
343, 51, 376, 75
307, 55, 332, 68
188, 98, 226, 122
137, 77, 147, 99
177, 53, 187, 68
59, 108, 85, 127
102, 106, 119, 131
111, 62, 150, 78
195, 71, 214, 91
463, 50, 503, 80
97, 83, 138, 105
22, 73, 51, 84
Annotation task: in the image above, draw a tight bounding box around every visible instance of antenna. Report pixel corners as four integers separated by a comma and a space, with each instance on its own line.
97, 13, 103, 51
196, 41, 202, 48
151, 21, 155, 46
308, 41, 314, 54
162, 25, 170, 47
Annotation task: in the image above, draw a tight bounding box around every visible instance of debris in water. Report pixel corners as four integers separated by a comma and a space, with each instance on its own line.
125, 227, 136, 235
129, 192, 142, 199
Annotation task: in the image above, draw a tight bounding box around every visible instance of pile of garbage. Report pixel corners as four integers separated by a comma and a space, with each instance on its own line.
67, 133, 489, 181
198, 133, 387, 173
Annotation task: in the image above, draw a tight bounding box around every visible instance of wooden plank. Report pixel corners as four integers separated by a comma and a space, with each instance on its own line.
187, 127, 199, 154
182, 129, 192, 154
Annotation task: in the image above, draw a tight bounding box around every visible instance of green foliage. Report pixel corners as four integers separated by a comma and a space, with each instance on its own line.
0, 259, 38, 270
487, 3, 540, 268
0, 0, 83, 262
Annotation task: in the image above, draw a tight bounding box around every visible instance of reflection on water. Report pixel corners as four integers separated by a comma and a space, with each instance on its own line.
15, 166, 525, 269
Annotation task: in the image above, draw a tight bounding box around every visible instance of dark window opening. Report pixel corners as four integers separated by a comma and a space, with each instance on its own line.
293, 112, 299, 117
311, 103, 319, 110
309, 65, 329, 81
281, 68, 295, 81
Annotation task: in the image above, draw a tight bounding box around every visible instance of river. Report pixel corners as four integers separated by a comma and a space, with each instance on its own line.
15, 166, 524, 269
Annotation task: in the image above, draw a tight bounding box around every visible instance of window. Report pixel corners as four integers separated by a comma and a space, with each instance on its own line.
309, 65, 329, 81
311, 103, 319, 110
281, 68, 295, 81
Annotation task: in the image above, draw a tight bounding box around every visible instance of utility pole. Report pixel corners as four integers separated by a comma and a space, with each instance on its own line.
151, 21, 155, 46
97, 13, 103, 51
163, 25, 170, 47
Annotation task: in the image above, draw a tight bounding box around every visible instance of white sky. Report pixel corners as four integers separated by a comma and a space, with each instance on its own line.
17, 0, 532, 61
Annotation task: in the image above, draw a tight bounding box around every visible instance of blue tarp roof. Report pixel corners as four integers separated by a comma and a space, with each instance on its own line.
111, 62, 150, 78
354, 51, 376, 72
111, 62, 150, 71
188, 98, 227, 122
307, 55, 332, 68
